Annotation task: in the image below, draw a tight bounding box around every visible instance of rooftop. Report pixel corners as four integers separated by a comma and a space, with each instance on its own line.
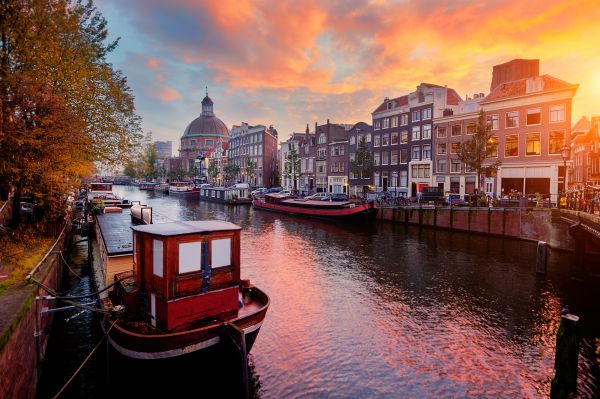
131, 220, 241, 237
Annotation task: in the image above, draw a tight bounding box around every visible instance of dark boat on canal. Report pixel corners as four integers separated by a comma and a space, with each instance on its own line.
252, 193, 377, 221
96, 219, 269, 360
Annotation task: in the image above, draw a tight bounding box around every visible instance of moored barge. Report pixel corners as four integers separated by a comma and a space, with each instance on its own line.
252, 193, 377, 221
200, 187, 252, 205
93, 211, 269, 360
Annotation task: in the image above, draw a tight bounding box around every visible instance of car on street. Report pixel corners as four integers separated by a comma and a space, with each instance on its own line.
321, 193, 349, 202
305, 192, 328, 200
251, 188, 268, 197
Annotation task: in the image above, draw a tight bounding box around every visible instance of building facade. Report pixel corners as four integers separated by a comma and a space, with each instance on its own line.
206, 138, 228, 186
180, 93, 229, 173
479, 59, 578, 201
348, 122, 373, 197
281, 132, 306, 192
228, 123, 278, 187
372, 83, 462, 197
154, 140, 172, 159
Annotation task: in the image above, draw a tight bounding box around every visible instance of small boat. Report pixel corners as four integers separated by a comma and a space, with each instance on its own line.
252, 193, 377, 221
200, 186, 252, 205
87, 182, 131, 207
155, 183, 170, 194
139, 182, 157, 191
94, 214, 269, 360
169, 181, 200, 196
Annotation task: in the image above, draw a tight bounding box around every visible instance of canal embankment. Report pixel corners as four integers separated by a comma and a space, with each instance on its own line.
376, 206, 574, 250
0, 226, 70, 399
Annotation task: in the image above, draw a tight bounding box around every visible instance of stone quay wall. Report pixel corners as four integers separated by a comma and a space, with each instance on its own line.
376, 207, 573, 250
0, 228, 69, 399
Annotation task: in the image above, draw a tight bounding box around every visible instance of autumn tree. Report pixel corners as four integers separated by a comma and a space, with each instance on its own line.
457, 110, 501, 192
141, 143, 159, 180
0, 0, 142, 227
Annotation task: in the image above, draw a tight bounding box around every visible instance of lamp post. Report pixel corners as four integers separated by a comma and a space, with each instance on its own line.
561, 145, 570, 196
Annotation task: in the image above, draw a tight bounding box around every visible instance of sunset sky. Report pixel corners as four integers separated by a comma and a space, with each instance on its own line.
96, 0, 600, 151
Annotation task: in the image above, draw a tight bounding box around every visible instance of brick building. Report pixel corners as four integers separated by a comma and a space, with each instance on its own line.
228, 123, 278, 187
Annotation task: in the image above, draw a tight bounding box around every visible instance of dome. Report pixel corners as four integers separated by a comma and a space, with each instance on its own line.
182, 115, 229, 138
182, 90, 229, 138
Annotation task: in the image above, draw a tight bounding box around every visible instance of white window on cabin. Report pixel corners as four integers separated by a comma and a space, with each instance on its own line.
152, 239, 163, 277
179, 242, 202, 273
211, 238, 231, 268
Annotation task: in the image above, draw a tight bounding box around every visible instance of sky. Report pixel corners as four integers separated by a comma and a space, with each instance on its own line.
95, 0, 600, 152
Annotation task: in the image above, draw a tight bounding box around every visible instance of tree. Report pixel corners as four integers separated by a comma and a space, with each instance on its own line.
0, 0, 142, 227
350, 136, 375, 180
207, 162, 218, 183
283, 146, 300, 192
223, 163, 239, 184
141, 143, 159, 180
245, 159, 256, 186
457, 110, 501, 192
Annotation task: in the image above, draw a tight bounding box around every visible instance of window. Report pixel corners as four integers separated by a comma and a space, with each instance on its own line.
153, 239, 164, 277
374, 119, 381, 130
549, 130, 564, 154
401, 131, 408, 144
450, 142, 461, 154
412, 145, 421, 160
465, 164, 475, 173
179, 242, 202, 274
411, 164, 430, 178
391, 132, 399, 145
412, 126, 421, 141
437, 127, 447, 138
451, 125, 461, 136
412, 110, 420, 122
400, 148, 408, 163
191, 139, 196, 147
466, 124, 476, 135
374, 152, 380, 166
505, 134, 519, 157
374, 135, 381, 147
437, 143, 447, 155
330, 146, 336, 156
382, 134, 389, 146
350, 136, 356, 145
451, 159, 461, 173
506, 111, 519, 128
526, 133, 541, 155
366, 134, 372, 142
422, 108, 432, 120
437, 159, 447, 173
400, 114, 408, 126
422, 124, 431, 140
319, 134, 326, 144
527, 108, 541, 125
349, 152, 355, 161
550, 105, 565, 123
422, 145, 431, 159
400, 170, 408, 187
382, 118, 390, 129
382, 151, 389, 165
487, 136, 498, 157
487, 115, 499, 130
391, 151, 398, 165
391, 116, 398, 128
317, 148, 325, 158
374, 171, 380, 187
391, 172, 398, 187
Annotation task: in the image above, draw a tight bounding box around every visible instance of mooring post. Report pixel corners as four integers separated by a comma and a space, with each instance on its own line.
550, 313, 579, 399
536, 241, 548, 274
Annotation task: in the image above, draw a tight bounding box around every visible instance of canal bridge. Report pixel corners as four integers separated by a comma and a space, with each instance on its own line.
559, 209, 600, 260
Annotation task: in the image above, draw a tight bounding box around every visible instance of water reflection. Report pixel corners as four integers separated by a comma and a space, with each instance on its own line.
38, 186, 599, 398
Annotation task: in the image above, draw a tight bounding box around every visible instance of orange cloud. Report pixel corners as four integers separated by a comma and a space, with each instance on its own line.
150, 86, 181, 102
147, 58, 159, 68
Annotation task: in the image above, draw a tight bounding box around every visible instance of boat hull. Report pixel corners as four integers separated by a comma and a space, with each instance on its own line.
252, 199, 377, 221
101, 287, 269, 360
169, 189, 200, 196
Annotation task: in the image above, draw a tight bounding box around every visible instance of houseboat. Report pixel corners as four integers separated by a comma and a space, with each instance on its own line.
93, 211, 269, 360
155, 183, 170, 194
200, 187, 252, 205
139, 182, 157, 191
252, 193, 377, 221
87, 182, 131, 207
169, 181, 200, 196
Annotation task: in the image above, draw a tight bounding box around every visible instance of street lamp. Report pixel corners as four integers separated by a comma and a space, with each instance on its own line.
561, 145, 570, 195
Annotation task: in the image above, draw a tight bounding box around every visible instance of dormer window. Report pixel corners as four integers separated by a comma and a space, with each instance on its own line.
387, 102, 393, 110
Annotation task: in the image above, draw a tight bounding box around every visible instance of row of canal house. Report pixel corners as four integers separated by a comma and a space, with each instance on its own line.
283, 59, 579, 201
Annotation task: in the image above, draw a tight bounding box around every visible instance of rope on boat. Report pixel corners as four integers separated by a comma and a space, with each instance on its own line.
50, 320, 117, 399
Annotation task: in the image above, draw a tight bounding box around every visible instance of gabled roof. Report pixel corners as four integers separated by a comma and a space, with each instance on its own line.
572, 116, 591, 133
481, 74, 578, 103
446, 88, 462, 106
372, 95, 408, 114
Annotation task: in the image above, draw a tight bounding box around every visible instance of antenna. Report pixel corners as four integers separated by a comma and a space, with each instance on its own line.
205, 86, 208, 96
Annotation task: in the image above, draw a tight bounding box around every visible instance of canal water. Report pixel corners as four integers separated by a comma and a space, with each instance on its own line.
38, 186, 599, 398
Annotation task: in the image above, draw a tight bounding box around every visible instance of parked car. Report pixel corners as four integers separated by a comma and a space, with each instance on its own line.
265, 186, 283, 193
305, 192, 328, 200
321, 193, 349, 202
251, 188, 268, 197
279, 190, 293, 196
